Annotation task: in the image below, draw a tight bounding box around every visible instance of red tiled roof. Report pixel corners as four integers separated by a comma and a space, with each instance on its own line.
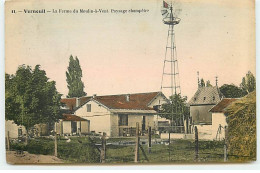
62, 114, 88, 121
209, 98, 239, 113
60, 98, 76, 110
60, 97, 91, 110
93, 92, 160, 110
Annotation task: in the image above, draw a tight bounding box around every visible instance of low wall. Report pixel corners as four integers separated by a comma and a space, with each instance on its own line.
160, 133, 194, 140
160, 132, 212, 141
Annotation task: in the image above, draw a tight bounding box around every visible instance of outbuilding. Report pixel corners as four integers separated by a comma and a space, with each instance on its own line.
55, 114, 90, 136
209, 98, 239, 140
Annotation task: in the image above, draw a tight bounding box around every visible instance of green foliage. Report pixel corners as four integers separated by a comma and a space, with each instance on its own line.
5, 65, 62, 130
11, 137, 100, 163
10, 137, 249, 163
58, 139, 100, 163
198, 140, 224, 150
10, 141, 28, 151
219, 72, 255, 98
200, 79, 205, 87
219, 84, 246, 98
106, 139, 227, 163
206, 80, 212, 87
27, 138, 54, 155
225, 91, 256, 161
66, 55, 86, 98
240, 71, 256, 94
160, 94, 189, 125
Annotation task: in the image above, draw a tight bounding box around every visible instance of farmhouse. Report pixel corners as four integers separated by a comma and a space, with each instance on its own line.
74, 92, 168, 137
188, 86, 224, 140
209, 98, 238, 140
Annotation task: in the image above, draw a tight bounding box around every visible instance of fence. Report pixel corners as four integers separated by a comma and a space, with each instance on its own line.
5, 126, 253, 163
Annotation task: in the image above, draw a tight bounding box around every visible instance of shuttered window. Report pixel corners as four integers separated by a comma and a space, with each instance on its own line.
87, 104, 91, 112
118, 114, 128, 126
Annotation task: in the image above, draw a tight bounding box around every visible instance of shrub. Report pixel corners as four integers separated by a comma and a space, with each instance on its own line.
58, 138, 100, 163
10, 141, 28, 151
27, 139, 54, 155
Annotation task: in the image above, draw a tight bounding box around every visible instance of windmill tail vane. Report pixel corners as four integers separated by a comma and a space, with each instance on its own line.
163, 1, 169, 8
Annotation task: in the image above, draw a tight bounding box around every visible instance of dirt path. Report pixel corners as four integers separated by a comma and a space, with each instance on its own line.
6, 151, 64, 164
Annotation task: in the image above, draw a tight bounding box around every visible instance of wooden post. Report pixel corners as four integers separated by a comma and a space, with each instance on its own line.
168, 130, 171, 144
78, 128, 81, 137
194, 126, 199, 161
148, 126, 151, 154
7, 131, 10, 151
224, 144, 227, 162
134, 122, 140, 163
100, 132, 106, 163
168, 128, 171, 161
54, 132, 58, 157
224, 126, 228, 162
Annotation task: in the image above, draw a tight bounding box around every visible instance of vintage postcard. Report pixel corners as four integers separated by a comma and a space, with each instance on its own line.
5, 0, 256, 165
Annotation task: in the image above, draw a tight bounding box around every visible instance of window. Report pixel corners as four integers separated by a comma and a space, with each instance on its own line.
194, 98, 197, 101
18, 127, 23, 137
87, 104, 91, 112
203, 97, 206, 101
213, 96, 215, 101
118, 114, 128, 126
153, 105, 161, 111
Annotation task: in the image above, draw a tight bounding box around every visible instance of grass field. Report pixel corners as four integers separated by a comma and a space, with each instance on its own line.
9, 136, 252, 164
105, 139, 226, 163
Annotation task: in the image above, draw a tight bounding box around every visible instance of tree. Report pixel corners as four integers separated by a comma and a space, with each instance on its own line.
66, 55, 86, 98
240, 71, 256, 94
5, 65, 62, 140
200, 78, 205, 87
219, 84, 246, 98
206, 80, 212, 87
225, 90, 256, 161
160, 94, 190, 127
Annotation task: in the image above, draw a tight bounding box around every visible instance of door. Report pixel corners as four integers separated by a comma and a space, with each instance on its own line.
71, 121, 77, 135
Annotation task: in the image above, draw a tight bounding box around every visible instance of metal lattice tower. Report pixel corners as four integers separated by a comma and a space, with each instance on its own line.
160, 1, 183, 131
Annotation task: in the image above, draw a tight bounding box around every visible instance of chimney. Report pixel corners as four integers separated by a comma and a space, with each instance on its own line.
93, 94, 97, 98
76, 98, 80, 108
126, 94, 130, 102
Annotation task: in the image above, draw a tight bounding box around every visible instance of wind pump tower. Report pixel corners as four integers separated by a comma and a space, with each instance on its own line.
160, 1, 184, 132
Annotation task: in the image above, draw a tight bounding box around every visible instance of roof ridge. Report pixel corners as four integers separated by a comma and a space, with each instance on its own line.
61, 92, 161, 99
94, 91, 160, 97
